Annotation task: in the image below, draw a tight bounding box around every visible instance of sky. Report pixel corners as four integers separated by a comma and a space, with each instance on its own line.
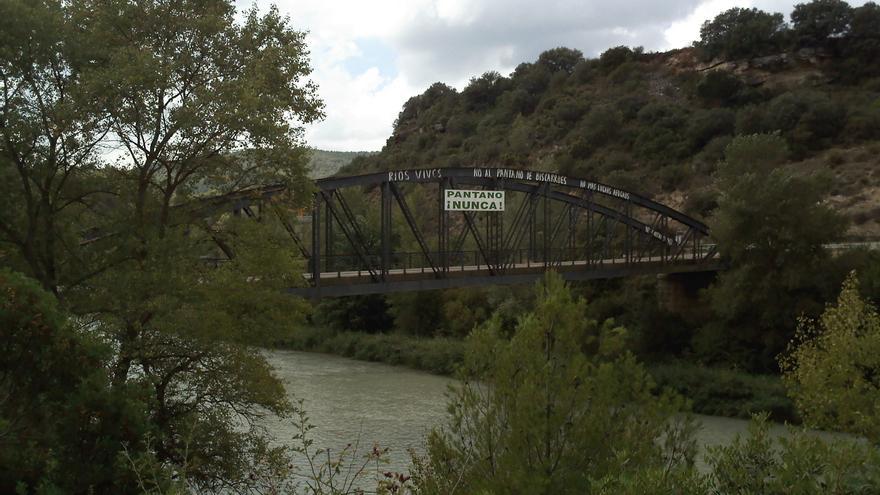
234, 0, 866, 152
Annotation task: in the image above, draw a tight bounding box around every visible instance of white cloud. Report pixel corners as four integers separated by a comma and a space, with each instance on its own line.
663, 0, 744, 49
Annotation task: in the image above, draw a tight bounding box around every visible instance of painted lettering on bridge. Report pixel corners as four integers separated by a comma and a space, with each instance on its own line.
644, 225, 675, 246
577, 180, 631, 201
388, 169, 443, 182
471, 168, 630, 200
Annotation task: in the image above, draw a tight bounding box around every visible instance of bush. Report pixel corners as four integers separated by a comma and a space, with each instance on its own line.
0, 269, 148, 492
537, 47, 584, 74
687, 108, 736, 150
569, 105, 622, 159
272, 327, 465, 375
706, 414, 880, 494
649, 362, 796, 422
696, 71, 745, 106
737, 92, 845, 154
791, 0, 854, 49
696, 7, 789, 60
599, 45, 641, 71
412, 274, 694, 494
462, 71, 510, 111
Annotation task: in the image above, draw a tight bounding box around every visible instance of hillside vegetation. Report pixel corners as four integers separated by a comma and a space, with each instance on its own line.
307, 149, 375, 178
342, 1, 880, 238
312, 1, 880, 378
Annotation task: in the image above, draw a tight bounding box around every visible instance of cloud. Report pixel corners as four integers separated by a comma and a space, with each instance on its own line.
235, 0, 871, 151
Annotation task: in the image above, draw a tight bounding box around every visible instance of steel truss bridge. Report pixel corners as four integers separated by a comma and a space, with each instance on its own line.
226, 167, 720, 298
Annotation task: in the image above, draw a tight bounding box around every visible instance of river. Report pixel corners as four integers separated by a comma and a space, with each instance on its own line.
263, 349, 840, 479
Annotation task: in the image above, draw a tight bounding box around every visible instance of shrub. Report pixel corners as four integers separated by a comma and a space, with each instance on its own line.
791, 0, 854, 49
780, 272, 880, 442
706, 414, 880, 494
569, 105, 622, 159
412, 274, 694, 493
649, 362, 796, 422
696, 7, 789, 60
687, 108, 736, 150
537, 47, 584, 74
696, 71, 745, 106
599, 45, 641, 71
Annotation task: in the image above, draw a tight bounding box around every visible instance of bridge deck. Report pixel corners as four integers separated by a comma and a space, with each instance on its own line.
291, 254, 723, 297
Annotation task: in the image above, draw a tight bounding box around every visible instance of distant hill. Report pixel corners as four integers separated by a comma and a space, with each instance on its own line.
342, 41, 880, 239
307, 149, 376, 178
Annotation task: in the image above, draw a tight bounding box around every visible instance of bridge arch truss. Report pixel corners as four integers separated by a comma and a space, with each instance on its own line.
282, 167, 718, 297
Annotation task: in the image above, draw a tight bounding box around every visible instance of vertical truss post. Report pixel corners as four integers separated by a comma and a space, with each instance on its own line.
543, 183, 549, 267
438, 180, 447, 275
663, 216, 669, 263
325, 195, 334, 272
625, 200, 632, 265
568, 204, 576, 265
492, 178, 502, 271
586, 192, 593, 266
529, 191, 537, 262
311, 191, 321, 287
381, 181, 392, 279
602, 217, 614, 263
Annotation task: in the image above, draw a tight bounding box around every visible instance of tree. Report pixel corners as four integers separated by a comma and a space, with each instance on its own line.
411, 273, 695, 494
0, 0, 109, 296
1, 0, 323, 490
705, 413, 880, 493
536, 47, 584, 74
0, 269, 148, 492
780, 272, 880, 443
696, 7, 789, 60
839, 2, 880, 78
598, 45, 639, 71
698, 135, 847, 370
696, 71, 745, 106
791, 0, 854, 49
462, 71, 509, 111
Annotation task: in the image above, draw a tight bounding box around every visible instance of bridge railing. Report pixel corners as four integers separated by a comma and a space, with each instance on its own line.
314, 245, 714, 279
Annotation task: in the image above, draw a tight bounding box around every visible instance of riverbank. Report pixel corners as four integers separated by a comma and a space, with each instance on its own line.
270, 327, 797, 422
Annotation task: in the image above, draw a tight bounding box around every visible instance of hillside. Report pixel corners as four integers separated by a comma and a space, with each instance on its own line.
340, 9, 880, 240
307, 149, 375, 178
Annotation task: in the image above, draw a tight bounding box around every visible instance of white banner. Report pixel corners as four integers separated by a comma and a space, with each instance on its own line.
444, 189, 505, 211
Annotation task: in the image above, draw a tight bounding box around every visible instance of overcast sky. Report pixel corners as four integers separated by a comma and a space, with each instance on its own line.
234, 0, 867, 152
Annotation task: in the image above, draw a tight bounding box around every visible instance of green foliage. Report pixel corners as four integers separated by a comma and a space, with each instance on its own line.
696, 7, 789, 60
537, 47, 584, 74
781, 272, 880, 443
0, 269, 148, 493
463, 71, 510, 111
411, 273, 694, 494
569, 105, 622, 159
307, 149, 375, 179
598, 46, 642, 71
791, 0, 854, 48
687, 108, 736, 151
649, 362, 796, 422
0, 0, 323, 491
314, 295, 394, 333
837, 2, 880, 79
633, 102, 692, 163
705, 414, 880, 494
388, 291, 444, 337
273, 326, 465, 375
740, 90, 851, 157
696, 71, 745, 106
700, 134, 847, 370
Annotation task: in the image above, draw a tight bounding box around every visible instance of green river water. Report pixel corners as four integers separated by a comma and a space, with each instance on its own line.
263, 349, 844, 479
